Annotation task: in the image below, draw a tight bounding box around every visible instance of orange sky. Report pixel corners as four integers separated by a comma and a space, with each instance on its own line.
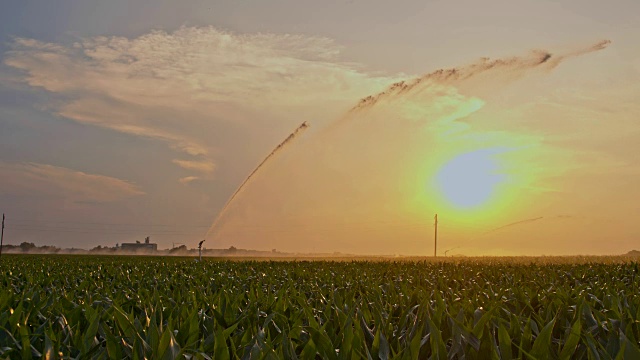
208, 42, 640, 255
1, 1, 639, 255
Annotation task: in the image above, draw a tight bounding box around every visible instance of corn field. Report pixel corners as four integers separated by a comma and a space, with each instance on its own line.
1, 255, 639, 359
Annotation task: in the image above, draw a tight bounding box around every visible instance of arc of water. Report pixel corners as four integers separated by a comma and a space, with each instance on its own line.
204, 121, 310, 242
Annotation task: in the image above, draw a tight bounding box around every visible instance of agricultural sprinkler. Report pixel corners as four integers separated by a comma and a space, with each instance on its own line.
444, 247, 459, 257
0, 214, 4, 260
198, 239, 205, 261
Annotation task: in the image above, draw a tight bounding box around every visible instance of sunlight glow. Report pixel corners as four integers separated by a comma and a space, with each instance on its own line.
435, 149, 506, 209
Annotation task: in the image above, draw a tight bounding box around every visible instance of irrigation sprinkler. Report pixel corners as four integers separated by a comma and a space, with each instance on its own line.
198, 240, 205, 262
444, 247, 460, 257
0, 214, 4, 260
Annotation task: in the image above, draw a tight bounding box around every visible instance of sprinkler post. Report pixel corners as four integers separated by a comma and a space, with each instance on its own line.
0, 214, 4, 260
198, 239, 205, 262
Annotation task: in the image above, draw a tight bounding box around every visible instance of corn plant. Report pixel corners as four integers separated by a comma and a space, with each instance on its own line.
0, 255, 639, 359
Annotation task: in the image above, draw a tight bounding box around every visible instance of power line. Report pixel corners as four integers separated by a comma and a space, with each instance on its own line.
4, 216, 503, 241
7, 215, 488, 231
6, 228, 205, 235
8, 225, 206, 231
9, 220, 210, 228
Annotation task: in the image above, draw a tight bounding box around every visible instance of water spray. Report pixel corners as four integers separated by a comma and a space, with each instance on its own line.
202, 41, 612, 255
484, 216, 544, 235
348, 40, 611, 113
204, 121, 310, 241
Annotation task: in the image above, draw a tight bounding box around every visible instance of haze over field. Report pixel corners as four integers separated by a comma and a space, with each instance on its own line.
1, 0, 639, 255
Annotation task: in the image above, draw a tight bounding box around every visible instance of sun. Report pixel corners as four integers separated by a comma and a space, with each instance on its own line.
435, 149, 506, 209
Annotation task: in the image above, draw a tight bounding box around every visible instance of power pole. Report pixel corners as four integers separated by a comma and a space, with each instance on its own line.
0, 214, 4, 260
434, 214, 438, 257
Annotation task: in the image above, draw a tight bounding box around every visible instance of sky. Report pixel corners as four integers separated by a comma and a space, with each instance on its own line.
0, 0, 639, 255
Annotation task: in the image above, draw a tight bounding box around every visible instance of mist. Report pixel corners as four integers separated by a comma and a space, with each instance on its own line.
205, 41, 636, 256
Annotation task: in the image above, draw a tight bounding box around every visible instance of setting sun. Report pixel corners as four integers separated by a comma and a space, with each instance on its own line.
435, 149, 506, 209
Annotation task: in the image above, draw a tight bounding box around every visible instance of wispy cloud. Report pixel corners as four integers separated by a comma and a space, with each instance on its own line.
178, 176, 200, 185
172, 159, 215, 174
0, 162, 144, 203
4, 27, 396, 182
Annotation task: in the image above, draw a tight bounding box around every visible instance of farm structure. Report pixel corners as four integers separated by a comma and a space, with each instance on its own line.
120, 236, 157, 252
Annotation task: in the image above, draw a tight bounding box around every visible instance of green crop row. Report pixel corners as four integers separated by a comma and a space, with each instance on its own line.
0, 255, 639, 359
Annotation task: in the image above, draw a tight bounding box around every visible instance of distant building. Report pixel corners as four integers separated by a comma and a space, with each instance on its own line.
121, 236, 157, 252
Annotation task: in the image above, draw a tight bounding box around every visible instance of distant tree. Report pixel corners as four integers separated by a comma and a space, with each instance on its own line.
228, 246, 237, 253
40, 245, 60, 253
19, 242, 36, 252
170, 245, 188, 253
1, 244, 17, 252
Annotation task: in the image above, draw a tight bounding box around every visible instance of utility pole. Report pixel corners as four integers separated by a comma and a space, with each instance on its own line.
434, 214, 438, 257
0, 214, 4, 260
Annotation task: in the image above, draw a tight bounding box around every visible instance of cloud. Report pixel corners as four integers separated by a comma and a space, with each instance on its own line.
172, 159, 215, 173
0, 162, 144, 203
4, 27, 397, 179
178, 176, 200, 185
